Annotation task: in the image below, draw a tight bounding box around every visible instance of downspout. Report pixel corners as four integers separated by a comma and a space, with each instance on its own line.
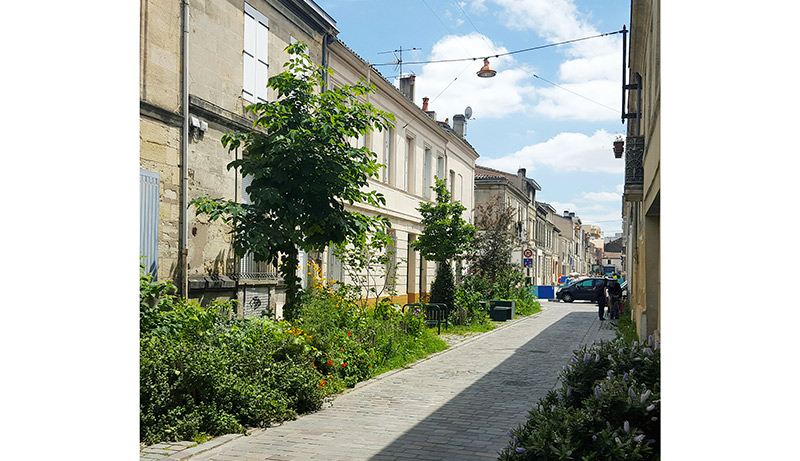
180, 0, 190, 298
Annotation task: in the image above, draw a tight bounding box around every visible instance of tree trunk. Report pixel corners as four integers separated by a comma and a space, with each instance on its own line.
280, 247, 301, 321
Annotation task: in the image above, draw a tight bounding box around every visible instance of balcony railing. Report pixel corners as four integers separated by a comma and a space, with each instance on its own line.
239, 252, 280, 280
624, 135, 644, 201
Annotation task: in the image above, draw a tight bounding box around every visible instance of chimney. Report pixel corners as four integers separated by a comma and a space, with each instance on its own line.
563, 210, 570, 217
452, 114, 466, 138
399, 74, 415, 101
517, 168, 526, 178
569, 212, 576, 218
422, 96, 437, 120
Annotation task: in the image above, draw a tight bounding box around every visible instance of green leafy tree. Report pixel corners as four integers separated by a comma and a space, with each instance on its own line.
469, 197, 517, 282
411, 177, 475, 307
190, 42, 395, 320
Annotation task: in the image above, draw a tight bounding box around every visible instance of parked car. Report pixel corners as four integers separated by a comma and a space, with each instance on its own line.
556, 277, 608, 303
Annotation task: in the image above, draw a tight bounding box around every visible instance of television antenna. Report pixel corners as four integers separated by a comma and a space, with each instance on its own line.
377, 46, 421, 76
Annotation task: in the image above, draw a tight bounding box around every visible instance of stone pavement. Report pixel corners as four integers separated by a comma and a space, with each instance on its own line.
142, 300, 616, 460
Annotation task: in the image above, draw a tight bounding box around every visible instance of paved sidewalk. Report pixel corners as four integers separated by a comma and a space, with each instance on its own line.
144, 301, 615, 460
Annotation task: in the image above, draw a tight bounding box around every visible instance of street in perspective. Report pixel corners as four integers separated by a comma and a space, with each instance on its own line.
156, 301, 614, 460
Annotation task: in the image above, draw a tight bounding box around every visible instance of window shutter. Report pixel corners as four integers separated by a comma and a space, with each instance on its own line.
243, 3, 268, 103
255, 16, 269, 102
241, 173, 254, 204
243, 7, 256, 102
140, 169, 160, 278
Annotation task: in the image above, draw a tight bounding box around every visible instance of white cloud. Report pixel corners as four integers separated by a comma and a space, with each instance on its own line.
478, 129, 624, 174
413, 34, 536, 120
580, 191, 621, 202
482, 0, 622, 122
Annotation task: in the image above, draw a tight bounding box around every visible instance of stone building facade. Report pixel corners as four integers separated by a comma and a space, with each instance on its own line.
140, 0, 338, 317
622, 0, 660, 341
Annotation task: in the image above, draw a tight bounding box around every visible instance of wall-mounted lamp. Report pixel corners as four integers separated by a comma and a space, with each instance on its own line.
189, 116, 208, 133
476, 58, 496, 78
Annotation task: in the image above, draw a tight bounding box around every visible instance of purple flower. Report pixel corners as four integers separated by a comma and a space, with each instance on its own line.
646, 404, 655, 412
516, 447, 526, 453
583, 353, 591, 362
643, 347, 654, 356
566, 386, 572, 398
648, 335, 655, 347
594, 353, 600, 363
628, 387, 637, 400
622, 372, 629, 382
571, 356, 579, 364
607, 370, 613, 378
594, 387, 602, 398
633, 341, 639, 347
623, 421, 630, 434
634, 434, 645, 443
641, 389, 652, 403
592, 435, 597, 441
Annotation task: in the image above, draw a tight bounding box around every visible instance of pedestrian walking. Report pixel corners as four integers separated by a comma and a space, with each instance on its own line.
595, 279, 607, 320
607, 279, 622, 319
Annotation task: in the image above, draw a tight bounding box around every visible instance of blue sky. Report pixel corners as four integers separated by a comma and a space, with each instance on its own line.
320, 0, 630, 237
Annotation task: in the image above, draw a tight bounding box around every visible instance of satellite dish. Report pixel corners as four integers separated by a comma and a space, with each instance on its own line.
464, 106, 473, 119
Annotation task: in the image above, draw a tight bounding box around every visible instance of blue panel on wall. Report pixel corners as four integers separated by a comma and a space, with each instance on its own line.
140, 169, 160, 278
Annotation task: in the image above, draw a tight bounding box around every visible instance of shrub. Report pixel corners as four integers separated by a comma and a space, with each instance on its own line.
296, 279, 447, 385
429, 263, 455, 310
140, 283, 328, 445
498, 337, 660, 460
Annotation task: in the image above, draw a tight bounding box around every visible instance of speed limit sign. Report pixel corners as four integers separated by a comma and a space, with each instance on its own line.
523, 248, 533, 258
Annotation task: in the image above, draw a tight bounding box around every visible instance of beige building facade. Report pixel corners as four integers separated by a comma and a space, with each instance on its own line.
140, 0, 339, 316
325, 41, 479, 305
622, 0, 660, 341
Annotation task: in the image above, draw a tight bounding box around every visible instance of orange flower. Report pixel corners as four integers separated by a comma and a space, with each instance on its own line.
341, 362, 347, 367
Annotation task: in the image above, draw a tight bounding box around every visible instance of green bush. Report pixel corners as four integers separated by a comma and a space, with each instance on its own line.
430, 263, 456, 310
296, 280, 447, 385
141, 265, 448, 446
498, 337, 660, 460
457, 267, 540, 319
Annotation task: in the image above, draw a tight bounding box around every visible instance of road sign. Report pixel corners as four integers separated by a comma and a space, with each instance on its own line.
523, 258, 533, 268
523, 248, 533, 258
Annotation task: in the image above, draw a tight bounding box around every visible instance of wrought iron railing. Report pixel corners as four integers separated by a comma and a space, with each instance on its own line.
238, 252, 280, 280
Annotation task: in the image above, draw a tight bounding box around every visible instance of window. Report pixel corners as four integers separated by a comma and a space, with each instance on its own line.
422, 147, 432, 198
383, 128, 393, 184
140, 169, 160, 278
449, 170, 455, 200
404, 137, 415, 192
436, 155, 445, 181
243, 3, 269, 103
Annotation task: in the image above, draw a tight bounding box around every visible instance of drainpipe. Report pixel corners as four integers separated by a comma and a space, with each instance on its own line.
180, 0, 190, 298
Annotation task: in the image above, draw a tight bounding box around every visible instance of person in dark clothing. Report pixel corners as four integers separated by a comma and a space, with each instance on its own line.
607, 279, 622, 319
595, 279, 607, 320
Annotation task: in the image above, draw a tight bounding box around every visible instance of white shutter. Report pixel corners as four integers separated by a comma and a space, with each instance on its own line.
255, 17, 269, 102
243, 7, 256, 102
241, 173, 254, 204
243, 3, 268, 103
